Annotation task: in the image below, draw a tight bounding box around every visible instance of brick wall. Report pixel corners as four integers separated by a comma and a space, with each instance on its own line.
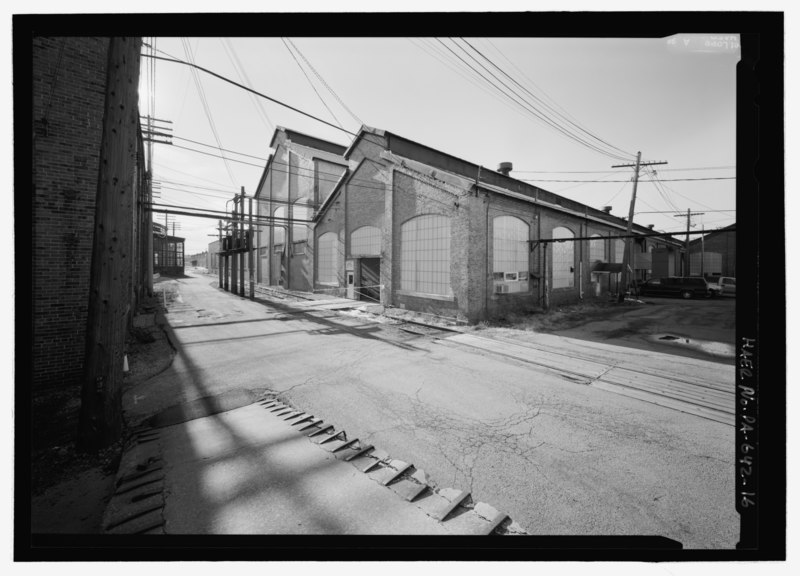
32, 37, 109, 391
32, 37, 144, 392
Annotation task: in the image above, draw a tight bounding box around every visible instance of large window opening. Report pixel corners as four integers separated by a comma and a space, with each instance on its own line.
292, 199, 310, 243
590, 233, 605, 263
317, 232, 339, 285
400, 214, 452, 297
351, 226, 381, 257
552, 226, 575, 289
492, 215, 529, 294
273, 206, 286, 246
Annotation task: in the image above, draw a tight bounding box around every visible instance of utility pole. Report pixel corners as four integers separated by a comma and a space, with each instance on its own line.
217, 220, 223, 288
612, 153, 668, 302
249, 197, 255, 300
674, 208, 704, 275
231, 196, 238, 295
239, 186, 246, 297
78, 37, 142, 452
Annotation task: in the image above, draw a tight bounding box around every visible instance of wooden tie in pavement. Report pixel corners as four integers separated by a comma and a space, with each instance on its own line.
256, 395, 525, 535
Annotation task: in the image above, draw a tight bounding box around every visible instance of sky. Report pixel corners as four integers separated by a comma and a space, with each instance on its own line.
141, 32, 740, 256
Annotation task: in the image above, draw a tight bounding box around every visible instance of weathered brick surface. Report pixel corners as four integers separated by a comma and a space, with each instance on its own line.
32, 37, 109, 391
32, 37, 145, 392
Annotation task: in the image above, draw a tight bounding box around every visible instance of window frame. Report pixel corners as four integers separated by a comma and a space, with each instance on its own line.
399, 214, 453, 299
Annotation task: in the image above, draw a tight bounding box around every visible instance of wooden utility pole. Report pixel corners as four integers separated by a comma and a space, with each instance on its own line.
78, 37, 142, 452
239, 186, 246, 296
249, 197, 255, 300
217, 220, 223, 288
674, 208, 704, 275
231, 197, 238, 294
612, 153, 668, 302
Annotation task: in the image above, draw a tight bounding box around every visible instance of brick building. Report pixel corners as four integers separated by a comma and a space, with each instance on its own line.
688, 223, 736, 278
32, 37, 147, 391
254, 126, 681, 322
254, 127, 348, 292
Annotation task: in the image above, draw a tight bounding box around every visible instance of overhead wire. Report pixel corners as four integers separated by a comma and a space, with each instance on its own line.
221, 38, 275, 133
285, 37, 365, 129
407, 38, 535, 122
459, 37, 635, 160
180, 38, 238, 187
434, 38, 630, 162
435, 37, 633, 162
481, 37, 598, 144
281, 37, 345, 130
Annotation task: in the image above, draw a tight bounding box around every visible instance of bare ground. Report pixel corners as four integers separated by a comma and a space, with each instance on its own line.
30, 289, 175, 534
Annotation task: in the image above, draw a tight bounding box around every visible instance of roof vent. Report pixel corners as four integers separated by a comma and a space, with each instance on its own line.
648, 224, 655, 230
498, 162, 513, 176
602, 206, 612, 213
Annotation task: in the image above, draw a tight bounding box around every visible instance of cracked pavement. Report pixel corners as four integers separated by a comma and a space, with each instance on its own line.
125, 272, 737, 548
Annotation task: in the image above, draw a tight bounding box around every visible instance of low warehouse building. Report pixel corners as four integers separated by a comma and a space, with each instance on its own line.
251, 125, 684, 321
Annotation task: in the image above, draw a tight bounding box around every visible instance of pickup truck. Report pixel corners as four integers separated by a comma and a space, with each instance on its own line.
706, 276, 736, 297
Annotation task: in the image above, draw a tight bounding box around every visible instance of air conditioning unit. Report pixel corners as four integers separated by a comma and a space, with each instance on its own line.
495, 284, 509, 294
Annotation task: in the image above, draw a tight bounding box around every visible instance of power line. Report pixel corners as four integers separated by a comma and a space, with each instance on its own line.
181, 38, 238, 187
513, 165, 735, 174
171, 134, 270, 162
282, 37, 344, 130
458, 37, 635, 160
221, 38, 275, 133
143, 51, 358, 140
435, 38, 632, 162
169, 143, 264, 168
520, 176, 735, 183
286, 37, 364, 129
635, 209, 735, 214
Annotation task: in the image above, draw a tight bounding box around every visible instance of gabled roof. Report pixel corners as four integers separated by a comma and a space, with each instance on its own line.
688, 222, 736, 246
312, 164, 353, 223
269, 126, 347, 156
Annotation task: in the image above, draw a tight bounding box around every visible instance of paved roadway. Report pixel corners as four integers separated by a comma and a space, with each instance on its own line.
124, 272, 738, 548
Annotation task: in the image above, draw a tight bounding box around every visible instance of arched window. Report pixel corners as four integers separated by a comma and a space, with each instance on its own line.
493, 215, 529, 292
552, 226, 574, 289
273, 206, 286, 245
351, 226, 381, 257
590, 234, 605, 262
400, 214, 451, 296
292, 199, 310, 243
317, 232, 339, 284
614, 238, 625, 263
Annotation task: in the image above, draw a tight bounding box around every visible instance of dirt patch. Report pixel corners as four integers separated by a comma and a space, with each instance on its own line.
472, 300, 624, 334
30, 296, 175, 534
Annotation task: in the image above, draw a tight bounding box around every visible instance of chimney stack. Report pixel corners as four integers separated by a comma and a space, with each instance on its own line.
648, 224, 654, 230
498, 162, 513, 177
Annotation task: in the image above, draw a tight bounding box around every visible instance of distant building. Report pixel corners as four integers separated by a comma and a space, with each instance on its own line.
208, 239, 221, 274
253, 127, 348, 292
153, 222, 185, 277
688, 223, 736, 277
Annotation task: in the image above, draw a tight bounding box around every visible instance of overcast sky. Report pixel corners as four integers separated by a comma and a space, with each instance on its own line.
143, 33, 739, 255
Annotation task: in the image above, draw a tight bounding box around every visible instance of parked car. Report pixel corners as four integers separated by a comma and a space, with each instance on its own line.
706, 276, 736, 297
639, 276, 713, 299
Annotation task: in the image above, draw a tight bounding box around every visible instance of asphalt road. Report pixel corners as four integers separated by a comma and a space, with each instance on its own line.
124, 272, 739, 548
546, 295, 736, 363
